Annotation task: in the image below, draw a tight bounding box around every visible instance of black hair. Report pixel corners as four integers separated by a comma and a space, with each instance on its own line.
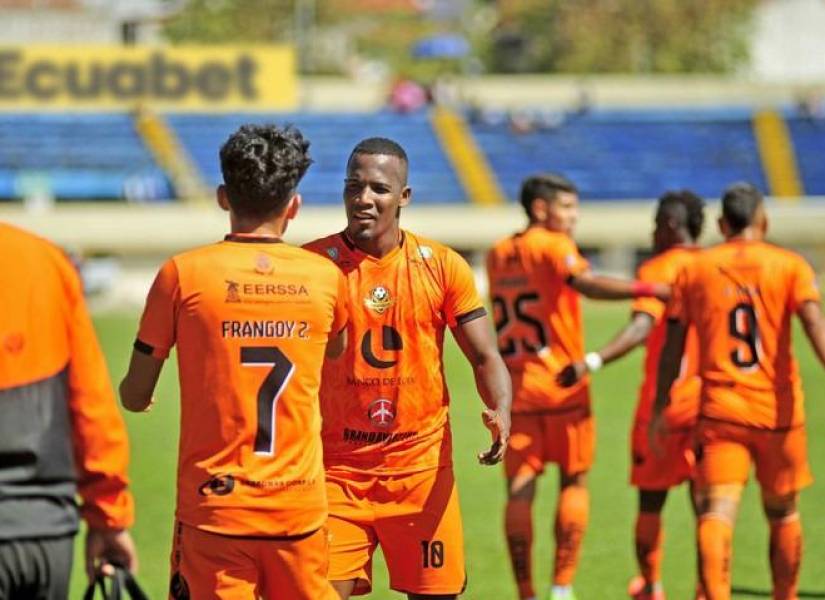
657, 189, 705, 241
348, 137, 408, 165
219, 124, 312, 219
519, 173, 578, 219
721, 182, 763, 234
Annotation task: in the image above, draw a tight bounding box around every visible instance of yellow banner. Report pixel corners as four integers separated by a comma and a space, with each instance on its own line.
0, 45, 296, 111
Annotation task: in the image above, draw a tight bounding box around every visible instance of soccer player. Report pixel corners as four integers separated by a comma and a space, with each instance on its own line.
487, 174, 669, 600
652, 183, 825, 600
304, 137, 511, 600
0, 223, 137, 597
558, 190, 706, 600
119, 124, 347, 600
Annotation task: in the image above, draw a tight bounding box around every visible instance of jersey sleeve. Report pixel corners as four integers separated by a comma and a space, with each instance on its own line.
631, 260, 665, 320
443, 249, 486, 326
135, 259, 180, 359
56, 251, 135, 530
666, 265, 691, 324
332, 268, 349, 333
547, 236, 590, 282
790, 256, 821, 310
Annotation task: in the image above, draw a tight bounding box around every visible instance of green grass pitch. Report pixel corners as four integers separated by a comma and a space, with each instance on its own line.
72, 302, 825, 599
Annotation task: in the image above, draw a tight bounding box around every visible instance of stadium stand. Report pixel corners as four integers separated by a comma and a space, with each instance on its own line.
0, 113, 172, 201
786, 114, 825, 195
468, 108, 770, 201
167, 111, 467, 204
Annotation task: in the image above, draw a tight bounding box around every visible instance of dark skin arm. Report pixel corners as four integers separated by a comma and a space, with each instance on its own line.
451, 315, 512, 465
648, 318, 687, 455
326, 329, 348, 360
569, 271, 670, 302
797, 300, 825, 368
119, 351, 164, 412
557, 311, 654, 387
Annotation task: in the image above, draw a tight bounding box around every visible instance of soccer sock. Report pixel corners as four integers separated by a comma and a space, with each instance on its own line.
768, 513, 802, 600
553, 485, 589, 586
506, 498, 535, 599
635, 511, 664, 587
697, 514, 733, 600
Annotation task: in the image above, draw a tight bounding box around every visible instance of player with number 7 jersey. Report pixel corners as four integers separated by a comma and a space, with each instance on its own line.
120, 125, 347, 600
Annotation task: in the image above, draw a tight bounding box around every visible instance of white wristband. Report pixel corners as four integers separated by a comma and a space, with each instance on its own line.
584, 352, 603, 373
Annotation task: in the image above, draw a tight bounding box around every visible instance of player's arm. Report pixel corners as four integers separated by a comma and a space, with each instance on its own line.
57, 250, 137, 578
326, 328, 347, 359
648, 318, 687, 455
558, 311, 654, 387
452, 315, 512, 466
119, 349, 164, 412
120, 259, 178, 413
568, 271, 670, 302
797, 300, 825, 368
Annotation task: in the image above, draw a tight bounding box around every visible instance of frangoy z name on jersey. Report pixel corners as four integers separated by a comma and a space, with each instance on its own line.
221, 320, 309, 339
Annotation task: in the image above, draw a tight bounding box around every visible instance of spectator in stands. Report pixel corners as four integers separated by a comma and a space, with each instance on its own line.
387, 75, 429, 113
0, 223, 137, 598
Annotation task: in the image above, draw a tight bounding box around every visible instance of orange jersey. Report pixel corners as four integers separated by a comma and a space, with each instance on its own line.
486, 227, 590, 412
668, 239, 820, 430
136, 235, 348, 537
632, 246, 701, 428
0, 223, 133, 533
304, 231, 486, 475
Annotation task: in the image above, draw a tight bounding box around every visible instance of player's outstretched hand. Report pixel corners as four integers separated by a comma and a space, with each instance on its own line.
647, 413, 666, 459
557, 361, 586, 387
478, 408, 510, 466
85, 527, 138, 580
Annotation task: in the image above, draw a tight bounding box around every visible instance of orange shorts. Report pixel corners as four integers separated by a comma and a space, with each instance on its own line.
325, 466, 466, 597
695, 419, 813, 496
505, 405, 594, 479
630, 421, 695, 490
168, 521, 336, 600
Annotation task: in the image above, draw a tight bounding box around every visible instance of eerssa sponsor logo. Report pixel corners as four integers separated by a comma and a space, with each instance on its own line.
224, 280, 309, 303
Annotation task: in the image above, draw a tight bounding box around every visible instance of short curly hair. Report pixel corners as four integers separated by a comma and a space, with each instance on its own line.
657, 189, 705, 241
219, 124, 312, 218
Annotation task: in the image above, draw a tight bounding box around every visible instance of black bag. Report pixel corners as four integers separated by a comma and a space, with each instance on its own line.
82, 567, 150, 600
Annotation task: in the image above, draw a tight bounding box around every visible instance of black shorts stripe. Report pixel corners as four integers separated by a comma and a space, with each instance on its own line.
133, 339, 154, 355
456, 307, 487, 325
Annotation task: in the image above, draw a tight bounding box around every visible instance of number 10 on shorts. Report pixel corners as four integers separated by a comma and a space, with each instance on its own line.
421, 540, 445, 568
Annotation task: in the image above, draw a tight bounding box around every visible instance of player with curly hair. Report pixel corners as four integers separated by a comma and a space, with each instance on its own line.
120, 124, 348, 599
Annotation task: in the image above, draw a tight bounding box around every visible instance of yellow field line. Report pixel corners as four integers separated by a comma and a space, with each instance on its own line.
752, 109, 803, 199
430, 106, 506, 206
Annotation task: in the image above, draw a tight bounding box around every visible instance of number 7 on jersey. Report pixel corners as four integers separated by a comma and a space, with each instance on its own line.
241, 347, 295, 455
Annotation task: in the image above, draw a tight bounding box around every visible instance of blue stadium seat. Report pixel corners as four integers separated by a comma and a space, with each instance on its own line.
786, 116, 825, 195
0, 114, 172, 201
469, 108, 768, 200
166, 112, 467, 205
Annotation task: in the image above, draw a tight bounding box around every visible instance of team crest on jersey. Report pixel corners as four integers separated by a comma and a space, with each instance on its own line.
254, 253, 274, 275
367, 398, 396, 428
364, 285, 395, 314
326, 246, 339, 261
418, 245, 433, 260
225, 280, 241, 303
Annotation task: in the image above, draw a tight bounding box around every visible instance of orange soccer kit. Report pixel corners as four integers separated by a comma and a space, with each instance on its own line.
135, 234, 347, 600
487, 226, 592, 597
304, 230, 486, 597
630, 245, 701, 491
668, 239, 819, 494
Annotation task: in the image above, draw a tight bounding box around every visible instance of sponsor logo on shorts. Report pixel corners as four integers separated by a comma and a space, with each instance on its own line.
198, 474, 235, 496
367, 398, 395, 428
